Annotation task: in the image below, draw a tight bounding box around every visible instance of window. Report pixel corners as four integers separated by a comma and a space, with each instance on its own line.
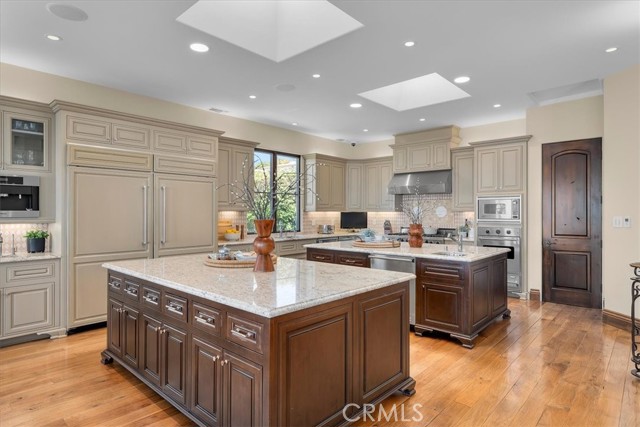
247, 149, 301, 233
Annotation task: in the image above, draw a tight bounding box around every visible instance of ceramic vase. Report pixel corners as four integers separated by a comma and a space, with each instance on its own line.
408, 224, 423, 248
26, 237, 46, 253
253, 219, 275, 272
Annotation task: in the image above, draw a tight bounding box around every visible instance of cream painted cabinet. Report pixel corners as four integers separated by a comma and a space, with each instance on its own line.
154, 173, 215, 257
304, 154, 345, 212
364, 158, 394, 211
0, 96, 56, 222
452, 147, 475, 211
391, 126, 460, 173
0, 259, 64, 342
346, 162, 365, 211
217, 137, 258, 210
473, 139, 528, 195
66, 113, 151, 150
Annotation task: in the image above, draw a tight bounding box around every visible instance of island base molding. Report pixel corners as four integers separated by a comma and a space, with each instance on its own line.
529, 289, 541, 301
102, 269, 415, 427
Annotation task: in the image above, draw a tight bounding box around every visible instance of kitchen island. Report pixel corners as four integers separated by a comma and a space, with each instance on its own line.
305, 241, 510, 348
101, 255, 416, 427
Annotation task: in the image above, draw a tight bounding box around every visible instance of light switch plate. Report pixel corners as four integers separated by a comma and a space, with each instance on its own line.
623, 217, 631, 228
613, 216, 623, 227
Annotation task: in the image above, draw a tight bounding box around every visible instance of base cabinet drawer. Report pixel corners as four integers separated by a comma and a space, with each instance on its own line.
2, 282, 54, 336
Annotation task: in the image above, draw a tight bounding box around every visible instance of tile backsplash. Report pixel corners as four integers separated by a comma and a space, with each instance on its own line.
0, 223, 50, 255
223, 194, 474, 235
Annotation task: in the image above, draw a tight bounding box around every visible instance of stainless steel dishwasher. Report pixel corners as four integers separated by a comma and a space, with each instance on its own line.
369, 254, 416, 325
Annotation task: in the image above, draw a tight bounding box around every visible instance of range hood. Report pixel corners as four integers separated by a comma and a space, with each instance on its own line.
387, 170, 452, 195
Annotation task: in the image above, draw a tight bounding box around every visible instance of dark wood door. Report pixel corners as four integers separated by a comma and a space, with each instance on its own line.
162, 324, 187, 405
140, 314, 161, 386
542, 138, 602, 308
223, 351, 263, 427
190, 336, 223, 426
122, 305, 139, 369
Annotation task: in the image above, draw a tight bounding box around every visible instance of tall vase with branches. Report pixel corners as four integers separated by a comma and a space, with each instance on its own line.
224, 155, 317, 271
400, 189, 430, 248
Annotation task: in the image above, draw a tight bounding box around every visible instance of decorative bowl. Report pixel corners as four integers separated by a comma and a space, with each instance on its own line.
224, 232, 241, 241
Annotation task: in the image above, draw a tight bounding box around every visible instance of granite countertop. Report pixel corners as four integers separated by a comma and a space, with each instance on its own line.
0, 252, 62, 263
303, 241, 510, 262
103, 255, 414, 318
220, 231, 359, 246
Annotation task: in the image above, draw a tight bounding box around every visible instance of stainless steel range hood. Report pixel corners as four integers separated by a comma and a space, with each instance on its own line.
387, 170, 452, 195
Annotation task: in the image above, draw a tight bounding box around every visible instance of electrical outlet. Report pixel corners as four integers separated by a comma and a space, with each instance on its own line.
613, 216, 623, 228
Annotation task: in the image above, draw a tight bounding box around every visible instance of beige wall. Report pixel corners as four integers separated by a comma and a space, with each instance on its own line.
603, 65, 640, 317
0, 63, 357, 159
459, 119, 527, 146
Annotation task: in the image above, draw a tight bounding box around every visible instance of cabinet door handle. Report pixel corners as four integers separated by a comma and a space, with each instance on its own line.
166, 303, 183, 316
153, 326, 160, 332
344, 259, 356, 264
108, 281, 120, 290
143, 295, 158, 305
231, 326, 256, 340
124, 288, 138, 297
220, 360, 228, 366
195, 314, 215, 326
142, 185, 148, 246
161, 185, 167, 244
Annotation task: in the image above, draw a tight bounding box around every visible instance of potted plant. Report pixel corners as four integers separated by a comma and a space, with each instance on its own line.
24, 230, 49, 253
400, 189, 430, 248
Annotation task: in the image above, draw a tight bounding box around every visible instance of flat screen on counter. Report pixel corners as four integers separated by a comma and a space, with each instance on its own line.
340, 212, 367, 230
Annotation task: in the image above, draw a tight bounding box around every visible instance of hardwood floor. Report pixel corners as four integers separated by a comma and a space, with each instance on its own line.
0, 300, 637, 426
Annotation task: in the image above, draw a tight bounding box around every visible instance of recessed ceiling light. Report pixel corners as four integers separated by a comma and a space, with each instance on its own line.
404, 41, 415, 47
454, 76, 470, 84
46, 34, 62, 41
292, 122, 298, 126
249, 95, 257, 99
312, 74, 321, 78
605, 47, 618, 53
350, 103, 362, 108
190, 43, 209, 53
419, 118, 426, 122
493, 104, 502, 108
363, 129, 368, 132
46, 3, 88, 21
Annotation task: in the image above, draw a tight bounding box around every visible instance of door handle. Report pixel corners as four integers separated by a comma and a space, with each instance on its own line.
161, 185, 167, 244
142, 185, 148, 246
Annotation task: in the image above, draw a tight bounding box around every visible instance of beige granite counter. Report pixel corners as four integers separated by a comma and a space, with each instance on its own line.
303, 241, 510, 262
220, 231, 359, 246
0, 252, 61, 264
103, 254, 414, 318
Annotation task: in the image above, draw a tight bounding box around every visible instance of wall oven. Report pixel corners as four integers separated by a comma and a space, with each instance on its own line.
477, 196, 521, 222
0, 175, 40, 218
477, 225, 522, 297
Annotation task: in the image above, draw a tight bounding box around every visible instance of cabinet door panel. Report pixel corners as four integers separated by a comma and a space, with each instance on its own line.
419, 282, 463, 332
217, 145, 231, 206
364, 164, 380, 210
107, 299, 123, 358
153, 130, 186, 153
3, 111, 52, 172
393, 147, 408, 172
330, 163, 345, 209
66, 115, 111, 144
70, 262, 108, 326
232, 148, 252, 209
190, 337, 223, 426
378, 161, 394, 210
452, 149, 474, 211
432, 142, 450, 169
408, 145, 431, 170
70, 168, 152, 257
155, 174, 215, 257
122, 305, 139, 369
346, 163, 364, 211
2, 282, 54, 336
314, 163, 331, 209
500, 145, 523, 192
112, 122, 150, 149
188, 135, 216, 158
224, 352, 263, 427
162, 324, 187, 405
476, 149, 498, 193
141, 314, 162, 386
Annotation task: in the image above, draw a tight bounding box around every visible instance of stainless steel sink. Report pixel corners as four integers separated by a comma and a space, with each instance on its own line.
433, 251, 467, 257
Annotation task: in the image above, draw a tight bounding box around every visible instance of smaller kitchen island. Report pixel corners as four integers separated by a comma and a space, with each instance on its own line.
101, 255, 416, 427
305, 241, 511, 349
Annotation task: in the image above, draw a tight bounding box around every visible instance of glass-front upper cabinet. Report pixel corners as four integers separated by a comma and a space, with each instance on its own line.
2, 111, 51, 172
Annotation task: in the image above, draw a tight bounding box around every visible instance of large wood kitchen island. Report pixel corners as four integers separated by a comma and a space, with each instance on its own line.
101, 255, 416, 427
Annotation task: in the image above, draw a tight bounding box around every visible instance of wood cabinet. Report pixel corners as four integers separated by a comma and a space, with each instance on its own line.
346, 157, 393, 212
451, 147, 475, 211
414, 254, 509, 348
306, 248, 370, 268
217, 137, 259, 210
0, 96, 56, 222
391, 126, 460, 173
102, 270, 413, 427
0, 258, 64, 343
470, 136, 530, 195
303, 154, 345, 212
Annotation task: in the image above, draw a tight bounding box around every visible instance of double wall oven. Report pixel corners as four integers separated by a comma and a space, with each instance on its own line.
477, 196, 523, 297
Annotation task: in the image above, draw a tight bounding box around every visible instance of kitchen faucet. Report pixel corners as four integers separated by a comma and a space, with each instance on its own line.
447, 233, 463, 252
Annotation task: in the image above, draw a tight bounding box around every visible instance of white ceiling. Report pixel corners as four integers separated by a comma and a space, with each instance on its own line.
1, 1, 638, 144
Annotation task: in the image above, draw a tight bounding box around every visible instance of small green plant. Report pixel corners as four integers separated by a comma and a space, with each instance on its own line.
24, 230, 49, 239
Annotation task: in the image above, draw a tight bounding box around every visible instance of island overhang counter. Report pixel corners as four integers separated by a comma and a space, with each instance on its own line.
101, 255, 416, 427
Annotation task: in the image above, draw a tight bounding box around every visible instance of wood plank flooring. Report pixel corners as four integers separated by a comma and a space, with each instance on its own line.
0, 300, 637, 426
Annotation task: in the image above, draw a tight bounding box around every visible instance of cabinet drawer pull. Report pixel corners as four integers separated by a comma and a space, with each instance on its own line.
344, 259, 356, 264
314, 255, 329, 260
108, 281, 120, 289
143, 295, 159, 305
195, 314, 215, 326
231, 326, 256, 340
166, 303, 184, 315
125, 288, 138, 297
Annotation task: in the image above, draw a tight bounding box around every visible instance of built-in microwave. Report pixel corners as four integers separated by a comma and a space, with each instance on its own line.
477, 196, 520, 222
0, 175, 40, 218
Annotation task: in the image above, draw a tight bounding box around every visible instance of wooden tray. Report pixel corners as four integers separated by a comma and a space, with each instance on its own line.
204, 254, 277, 268
352, 240, 400, 248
